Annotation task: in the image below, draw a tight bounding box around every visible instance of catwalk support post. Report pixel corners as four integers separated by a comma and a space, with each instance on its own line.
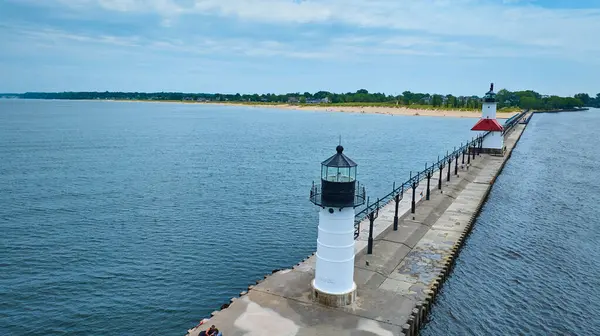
393, 183, 400, 231
426, 168, 432, 201
446, 151, 451, 182
367, 198, 375, 255
438, 156, 444, 190
455, 152, 459, 175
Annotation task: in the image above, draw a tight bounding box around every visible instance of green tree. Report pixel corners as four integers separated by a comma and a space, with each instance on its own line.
402, 91, 413, 105
16, 87, 594, 110
574, 93, 590, 106
520, 96, 538, 110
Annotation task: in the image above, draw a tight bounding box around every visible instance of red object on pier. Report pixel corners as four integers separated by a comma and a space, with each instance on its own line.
471, 118, 503, 132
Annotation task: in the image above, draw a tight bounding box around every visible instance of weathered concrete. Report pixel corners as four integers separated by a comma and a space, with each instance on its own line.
311, 281, 356, 307
186, 119, 530, 336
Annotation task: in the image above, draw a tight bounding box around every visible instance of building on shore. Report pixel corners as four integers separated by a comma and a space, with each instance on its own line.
306, 97, 330, 104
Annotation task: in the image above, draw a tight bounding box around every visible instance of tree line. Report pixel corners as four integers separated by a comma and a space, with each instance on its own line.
573, 93, 600, 108
14, 90, 485, 108
4, 89, 599, 110
496, 90, 599, 110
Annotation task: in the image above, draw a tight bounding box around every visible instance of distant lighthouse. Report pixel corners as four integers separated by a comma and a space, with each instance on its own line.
471, 83, 504, 154
309, 145, 365, 307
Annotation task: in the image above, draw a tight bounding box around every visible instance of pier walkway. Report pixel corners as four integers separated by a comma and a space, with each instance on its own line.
187, 122, 528, 336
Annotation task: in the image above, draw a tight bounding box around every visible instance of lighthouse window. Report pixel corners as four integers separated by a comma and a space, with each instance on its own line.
338, 167, 351, 182
321, 166, 355, 182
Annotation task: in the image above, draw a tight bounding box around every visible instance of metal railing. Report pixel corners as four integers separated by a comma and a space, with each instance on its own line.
353, 133, 487, 239
309, 183, 366, 208
352, 111, 528, 239
502, 110, 528, 135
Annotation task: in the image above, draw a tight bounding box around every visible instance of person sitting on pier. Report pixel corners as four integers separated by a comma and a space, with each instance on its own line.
199, 325, 220, 336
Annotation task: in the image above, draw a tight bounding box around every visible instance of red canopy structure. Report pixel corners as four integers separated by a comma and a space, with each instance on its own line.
471, 118, 503, 132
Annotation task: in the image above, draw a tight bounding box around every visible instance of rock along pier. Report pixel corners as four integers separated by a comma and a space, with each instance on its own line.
186, 86, 532, 336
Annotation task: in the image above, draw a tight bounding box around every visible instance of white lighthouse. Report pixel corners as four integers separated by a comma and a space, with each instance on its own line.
309, 145, 365, 307
471, 83, 504, 154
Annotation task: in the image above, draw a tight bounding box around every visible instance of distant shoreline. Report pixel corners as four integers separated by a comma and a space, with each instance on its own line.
1, 98, 523, 118
105, 99, 521, 119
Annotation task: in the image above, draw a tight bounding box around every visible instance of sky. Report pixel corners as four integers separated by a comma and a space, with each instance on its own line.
1, 0, 599, 96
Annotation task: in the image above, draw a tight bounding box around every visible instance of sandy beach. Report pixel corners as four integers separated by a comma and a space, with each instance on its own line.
200, 102, 519, 119
106, 100, 519, 119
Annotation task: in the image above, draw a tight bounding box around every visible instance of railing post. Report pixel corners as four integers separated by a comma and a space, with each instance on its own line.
393, 183, 400, 231
467, 146, 471, 165
426, 170, 431, 200
367, 212, 374, 254
479, 136, 483, 155
411, 181, 417, 214
446, 154, 451, 182
462, 148, 466, 165
438, 163, 443, 190
455, 153, 459, 175
367, 198, 374, 255
472, 140, 476, 160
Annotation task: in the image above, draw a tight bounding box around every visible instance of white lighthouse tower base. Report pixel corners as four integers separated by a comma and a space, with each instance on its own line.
312, 207, 357, 307
482, 131, 504, 154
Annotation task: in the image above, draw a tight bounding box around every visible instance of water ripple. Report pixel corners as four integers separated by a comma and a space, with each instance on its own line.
0, 100, 477, 336
422, 110, 600, 336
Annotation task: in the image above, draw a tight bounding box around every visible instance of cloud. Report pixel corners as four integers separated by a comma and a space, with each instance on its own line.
3, 25, 333, 61
55, 0, 186, 15
0, 26, 509, 64
20, 0, 599, 57
1, 0, 599, 94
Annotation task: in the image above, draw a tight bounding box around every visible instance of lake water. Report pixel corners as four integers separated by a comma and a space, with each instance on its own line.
0, 100, 477, 336
421, 109, 600, 335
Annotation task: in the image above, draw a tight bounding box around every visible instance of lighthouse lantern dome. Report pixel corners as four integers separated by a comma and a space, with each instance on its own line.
483, 82, 497, 103
310, 145, 365, 208
321, 145, 357, 183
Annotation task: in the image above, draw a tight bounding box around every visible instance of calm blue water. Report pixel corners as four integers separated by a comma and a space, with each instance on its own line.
0, 100, 477, 336
422, 109, 600, 336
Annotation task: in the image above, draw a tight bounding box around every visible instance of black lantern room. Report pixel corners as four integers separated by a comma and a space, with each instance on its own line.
310, 145, 366, 208
483, 83, 496, 103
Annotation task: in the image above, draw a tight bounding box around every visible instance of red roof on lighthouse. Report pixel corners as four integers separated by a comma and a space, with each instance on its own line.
471, 118, 503, 132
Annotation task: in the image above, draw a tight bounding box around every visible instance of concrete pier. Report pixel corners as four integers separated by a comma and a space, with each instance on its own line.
186, 118, 530, 336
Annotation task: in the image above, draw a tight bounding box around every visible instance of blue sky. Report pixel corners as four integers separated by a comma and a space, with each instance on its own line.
1, 0, 599, 96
